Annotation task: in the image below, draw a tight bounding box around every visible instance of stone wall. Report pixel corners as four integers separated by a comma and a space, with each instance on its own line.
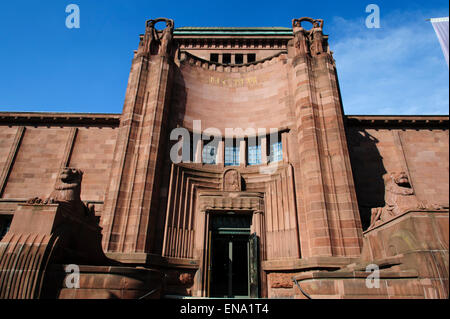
0, 114, 120, 220
346, 117, 449, 230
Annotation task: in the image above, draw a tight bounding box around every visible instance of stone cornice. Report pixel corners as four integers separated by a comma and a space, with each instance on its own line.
0, 112, 121, 127
345, 115, 449, 129
0, 114, 447, 129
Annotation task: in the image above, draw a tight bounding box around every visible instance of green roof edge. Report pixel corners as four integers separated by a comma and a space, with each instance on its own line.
173, 27, 293, 35
175, 27, 292, 30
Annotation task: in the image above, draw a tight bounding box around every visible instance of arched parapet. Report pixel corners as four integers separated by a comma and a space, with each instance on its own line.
179, 50, 288, 72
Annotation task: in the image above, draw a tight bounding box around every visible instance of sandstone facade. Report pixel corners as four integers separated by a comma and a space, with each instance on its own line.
0, 17, 448, 299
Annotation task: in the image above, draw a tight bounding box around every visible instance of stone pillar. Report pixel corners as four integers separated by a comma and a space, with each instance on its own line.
313, 54, 363, 257
216, 140, 224, 167
260, 136, 268, 165
194, 139, 203, 164
289, 19, 362, 258
239, 139, 246, 167
102, 20, 176, 254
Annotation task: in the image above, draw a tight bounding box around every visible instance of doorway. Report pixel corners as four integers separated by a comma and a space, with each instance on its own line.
207, 213, 259, 298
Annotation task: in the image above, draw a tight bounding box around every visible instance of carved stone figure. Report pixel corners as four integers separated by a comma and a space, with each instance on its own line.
369, 172, 425, 229
27, 167, 95, 218
158, 20, 174, 56
47, 167, 83, 203
137, 18, 174, 57
144, 20, 158, 55
292, 19, 309, 55
223, 169, 241, 192
310, 19, 324, 55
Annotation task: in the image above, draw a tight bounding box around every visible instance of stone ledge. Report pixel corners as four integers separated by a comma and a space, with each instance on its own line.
262, 256, 358, 271
293, 269, 419, 281
105, 252, 199, 269
50, 264, 160, 276
363, 209, 449, 234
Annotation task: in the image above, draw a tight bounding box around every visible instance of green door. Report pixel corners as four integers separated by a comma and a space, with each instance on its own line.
208, 214, 259, 298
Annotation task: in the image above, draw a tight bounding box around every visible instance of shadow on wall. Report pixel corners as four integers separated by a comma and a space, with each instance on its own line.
169, 64, 187, 129
150, 64, 188, 255
346, 129, 387, 230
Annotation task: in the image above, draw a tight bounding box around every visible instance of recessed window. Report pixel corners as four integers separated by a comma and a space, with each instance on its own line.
235, 54, 244, 65
247, 54, 256, 63
248, 145, 261, 165
247, 137, 262, 165
269, 135, 283, 163
210, 53, 219, 63
225, 140, 240, 166
203, 140, 218, 164
222, 53, 231, 64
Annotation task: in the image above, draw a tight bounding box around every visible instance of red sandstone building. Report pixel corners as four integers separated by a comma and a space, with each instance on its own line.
0, 17, 448, 299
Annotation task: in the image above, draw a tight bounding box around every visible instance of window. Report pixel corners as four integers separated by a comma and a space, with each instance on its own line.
225, 140, 240, 166
248, 142, 262, 165
269, 135, 283, 163
203, 141, 217, 164
247, 54, 256, 63
222, 53, 231, 64
210, 53, 219, 63
235, 54, 244, 65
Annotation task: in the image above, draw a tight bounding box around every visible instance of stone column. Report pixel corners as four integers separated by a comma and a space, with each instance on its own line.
216, 140, 224, 167
288, 20, 362, 258
194, 139, 203, 164
260, 136, 268, 165
102, 22, 176, 254
239, 139, 246, 167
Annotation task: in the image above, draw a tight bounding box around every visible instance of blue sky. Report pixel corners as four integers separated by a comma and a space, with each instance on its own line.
0, 0, 448, 115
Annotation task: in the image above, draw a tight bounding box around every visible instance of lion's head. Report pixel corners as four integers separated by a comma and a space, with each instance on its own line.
386, 172, 411, 189
58, 168, 83, 187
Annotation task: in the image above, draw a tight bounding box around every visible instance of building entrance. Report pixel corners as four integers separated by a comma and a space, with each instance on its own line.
208, 213, 259, 298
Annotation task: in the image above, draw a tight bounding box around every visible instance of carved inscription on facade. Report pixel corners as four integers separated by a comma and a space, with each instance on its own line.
208, 76, 258, 88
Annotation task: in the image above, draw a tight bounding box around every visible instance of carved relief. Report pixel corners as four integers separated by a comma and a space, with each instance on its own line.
223, 169, 241, 192
369, 172, 427, 229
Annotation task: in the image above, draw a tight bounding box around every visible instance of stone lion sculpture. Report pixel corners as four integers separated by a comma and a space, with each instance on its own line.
369, 172, 425, 229
27, 167, 95, 218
